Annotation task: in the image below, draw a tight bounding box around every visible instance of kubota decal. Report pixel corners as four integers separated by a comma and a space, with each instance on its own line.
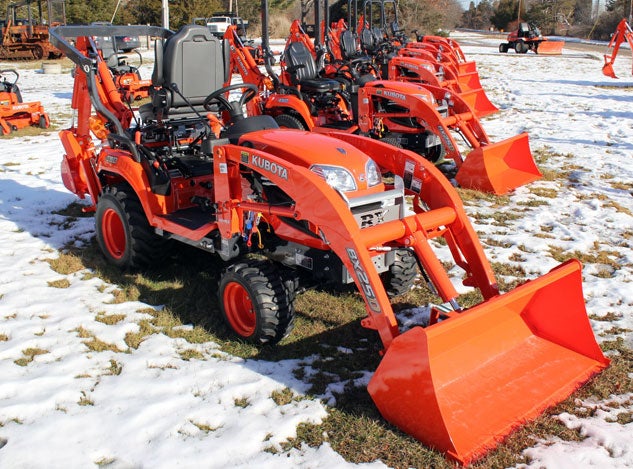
379, 90, 407, 101
251, 154, 288, 180
346, 248, 381, 313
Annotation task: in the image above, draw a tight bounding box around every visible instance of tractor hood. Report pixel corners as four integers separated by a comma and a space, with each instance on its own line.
239, 129, 384, 195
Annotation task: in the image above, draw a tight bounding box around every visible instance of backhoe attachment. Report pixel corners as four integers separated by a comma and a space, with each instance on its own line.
602, 19, 633, 78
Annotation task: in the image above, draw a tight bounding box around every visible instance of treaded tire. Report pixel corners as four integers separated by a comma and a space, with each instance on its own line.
381, 248, 418, 297
219, 260, 296, 345
95, 185, 168, 269
274, 114, 307, 130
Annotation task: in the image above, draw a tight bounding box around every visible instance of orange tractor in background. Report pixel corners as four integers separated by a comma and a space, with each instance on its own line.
51, 22, 609, 467
499, 22, 565, 55
602, 18, 633, 78
0, 68, 49, 134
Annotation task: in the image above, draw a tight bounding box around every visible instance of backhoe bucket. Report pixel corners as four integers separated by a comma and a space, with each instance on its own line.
368, 260, 609, 466
602, 62, 618, 79
537, 40, 564, 55
459, 88, 499, 118
455, 132, 541, 194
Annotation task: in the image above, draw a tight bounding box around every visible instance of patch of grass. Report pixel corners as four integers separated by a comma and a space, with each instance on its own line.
106, 359, 123, 376
529, 186, 559, 198
72, 326, 122, 352
78, 391, 94, 406
95, 312, 126, 325
0, 333, 8, 341
491, 262, 527, 279
234, 397, 250, 408
190, 420, 221, 433
456, 189, 510, 206
589, 312, 621, 322
271, 387, 300, 406
52, 202, 94, 218
609, 181, 632, 192
47, 278, 71, 288
516, 199, 550, 208
601, 200, 632, 216
179, 349, 204, 361
124, 319, 155, 349
45, 251, 87, 275
14, 347, 49, 366
548, 244, 622, 270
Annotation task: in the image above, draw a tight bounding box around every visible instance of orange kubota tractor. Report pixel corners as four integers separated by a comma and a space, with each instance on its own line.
51, 22, 609, 466
0, 68, 49, 134
225, 4, 540, 195
602, 18, 633, 78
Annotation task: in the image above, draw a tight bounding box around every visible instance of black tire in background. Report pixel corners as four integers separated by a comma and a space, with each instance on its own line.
381, 248, 418, 297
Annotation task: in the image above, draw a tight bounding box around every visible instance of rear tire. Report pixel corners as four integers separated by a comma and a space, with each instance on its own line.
219, 260, 295, 344
274, 114, 306, 130
38, 115, 48, 129
381, 248, 418, 297
95, 185, 168, 269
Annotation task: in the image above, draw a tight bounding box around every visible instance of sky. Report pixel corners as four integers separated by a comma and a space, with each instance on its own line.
0, 32, 632, 468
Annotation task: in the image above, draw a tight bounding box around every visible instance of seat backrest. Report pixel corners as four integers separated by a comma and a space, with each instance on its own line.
339, 30, 358, 59
152, 24, 227, 114
360, 28, 374, 51
284, 41, 318, 83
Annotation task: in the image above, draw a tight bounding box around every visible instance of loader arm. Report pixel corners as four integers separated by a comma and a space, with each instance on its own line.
602, 19, 633, 78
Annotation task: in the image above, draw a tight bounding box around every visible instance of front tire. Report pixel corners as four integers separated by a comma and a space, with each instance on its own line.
219, 260, 295, 344
95, 185, 167, 269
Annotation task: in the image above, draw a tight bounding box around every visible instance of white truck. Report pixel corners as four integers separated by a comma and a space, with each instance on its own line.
203, 13, 248, 37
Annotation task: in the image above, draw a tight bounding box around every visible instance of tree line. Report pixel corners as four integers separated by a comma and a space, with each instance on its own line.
1, 0, 626, 40
460, 0, 631, 39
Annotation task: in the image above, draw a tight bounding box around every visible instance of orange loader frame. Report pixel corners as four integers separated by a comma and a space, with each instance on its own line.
52, 22, 609, 466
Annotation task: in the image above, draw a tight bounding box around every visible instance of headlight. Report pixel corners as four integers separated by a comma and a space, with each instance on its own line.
310, 164, 357, 192
366, 159, 381, 187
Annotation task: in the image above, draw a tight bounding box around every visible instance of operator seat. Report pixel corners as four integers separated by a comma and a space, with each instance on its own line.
284, 41, 341, 94
141, 24, 230, 121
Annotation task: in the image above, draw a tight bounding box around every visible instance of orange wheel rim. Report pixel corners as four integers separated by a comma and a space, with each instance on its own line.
102, 208, 126, 259
223, 282, 256, 337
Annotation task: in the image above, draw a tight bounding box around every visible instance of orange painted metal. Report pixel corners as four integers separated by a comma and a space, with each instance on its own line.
602, 19, 633, 78
368, 259, 609, 465
455, 132, 542, 194
536, 39, 565, 55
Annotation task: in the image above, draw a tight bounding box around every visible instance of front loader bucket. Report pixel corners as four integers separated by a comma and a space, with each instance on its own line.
455, 132, 541, 194
368, 260, 609, 465
459, 87, 499, 118
537, 40, 564, 55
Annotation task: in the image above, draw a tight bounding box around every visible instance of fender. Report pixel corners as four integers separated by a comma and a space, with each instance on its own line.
264, 94, 314, 130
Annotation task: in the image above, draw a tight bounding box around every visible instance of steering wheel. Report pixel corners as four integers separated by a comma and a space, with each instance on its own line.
203, 83, 259, 122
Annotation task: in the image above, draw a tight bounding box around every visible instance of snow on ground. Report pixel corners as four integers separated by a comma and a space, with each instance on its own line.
0, 31, 631, 468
